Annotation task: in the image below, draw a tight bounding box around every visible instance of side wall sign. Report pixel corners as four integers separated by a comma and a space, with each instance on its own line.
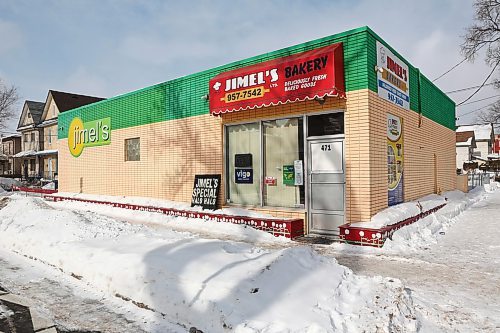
377, 41, 410, 110
68, 117, 111, 157
387, 114, 404, 206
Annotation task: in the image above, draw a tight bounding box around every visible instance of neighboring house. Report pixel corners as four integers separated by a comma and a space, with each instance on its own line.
14, 100, 45, 179
37, 90, 105, 180
456, 130, 476, 172
456, 124, 494, 165
493, 134, 500, 154
15, 91, 105, 181
0, 134, 22, 177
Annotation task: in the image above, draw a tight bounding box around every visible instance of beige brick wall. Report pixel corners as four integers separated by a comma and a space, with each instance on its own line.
345, 89, 456, 222
59, 90, 456, 226
59, 114, 223, 203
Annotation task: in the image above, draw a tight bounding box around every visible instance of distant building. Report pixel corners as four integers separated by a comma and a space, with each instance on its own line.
493, 134, 500, 154
14, 91, 104, 181
456, 124, 494, 166
456, 130, 476, 172
0, 134, 22, 177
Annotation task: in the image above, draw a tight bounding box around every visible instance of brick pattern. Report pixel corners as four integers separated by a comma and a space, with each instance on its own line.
59, 114, 223, 204
345, 89, 456, 222
59, 90, 456, 228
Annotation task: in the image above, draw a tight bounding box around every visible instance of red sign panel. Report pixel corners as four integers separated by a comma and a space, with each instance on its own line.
209, 43, 345, 115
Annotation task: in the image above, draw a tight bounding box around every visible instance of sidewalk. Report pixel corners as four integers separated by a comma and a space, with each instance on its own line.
332, 189, 500, 332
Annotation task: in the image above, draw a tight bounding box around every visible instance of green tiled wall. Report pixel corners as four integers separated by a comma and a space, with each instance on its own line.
59, 26, 455, 139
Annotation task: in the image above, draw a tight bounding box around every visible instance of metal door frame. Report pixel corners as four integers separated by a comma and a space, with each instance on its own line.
306, 136, 345, 235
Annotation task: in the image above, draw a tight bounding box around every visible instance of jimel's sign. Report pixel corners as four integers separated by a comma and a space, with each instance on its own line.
68, 117, 111, 157
209, 43, 345, 115
191, 174, 221, 210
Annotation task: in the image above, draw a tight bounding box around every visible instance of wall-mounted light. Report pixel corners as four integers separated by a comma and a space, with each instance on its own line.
201, 94, 209, 101
314, 96, 326, 105
374, 65, 384, 73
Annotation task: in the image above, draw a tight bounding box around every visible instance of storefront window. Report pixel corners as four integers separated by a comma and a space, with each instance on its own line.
227, 123, 260, 205
263, 118, 304, 207
307, 112, 344, 137
226, 118, 305, 208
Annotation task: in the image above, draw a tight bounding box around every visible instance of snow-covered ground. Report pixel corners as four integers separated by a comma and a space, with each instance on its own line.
0, 184, 499, 332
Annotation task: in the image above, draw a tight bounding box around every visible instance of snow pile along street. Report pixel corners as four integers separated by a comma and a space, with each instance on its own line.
383, 183, 500, 252
0, 196, 419, 332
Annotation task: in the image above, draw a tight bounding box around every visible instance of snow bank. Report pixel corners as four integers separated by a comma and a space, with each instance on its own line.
46, 198, 287, 245
0, 196, 420, 332
383, 183, 499, 252
42, 182, 55, 190
350, 194, 446, 229
0, 177, 21, 190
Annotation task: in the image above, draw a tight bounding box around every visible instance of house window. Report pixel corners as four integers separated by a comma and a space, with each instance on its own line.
47, 129, 52, 144
30, 159, 35, 172
125, 138, 140, 161
24, 134, 29, 142
31, 132, 35, 142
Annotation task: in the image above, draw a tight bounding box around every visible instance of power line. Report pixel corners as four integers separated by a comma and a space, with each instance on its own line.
457, 100, 497, 118
432, 58, 468, 83
456, 61, 500, 106
456, 94, 500, 107
446, 82, 497, 94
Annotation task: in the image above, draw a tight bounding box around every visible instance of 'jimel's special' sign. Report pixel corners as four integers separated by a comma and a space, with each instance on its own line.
191, 175, 221, 210
209, 44, 345, 115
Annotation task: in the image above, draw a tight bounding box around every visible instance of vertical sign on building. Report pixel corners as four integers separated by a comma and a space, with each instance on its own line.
387, 114, 404, 206
376, 41, 410, 110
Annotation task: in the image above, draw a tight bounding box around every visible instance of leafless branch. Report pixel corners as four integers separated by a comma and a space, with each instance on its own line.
0, 78, 19, 130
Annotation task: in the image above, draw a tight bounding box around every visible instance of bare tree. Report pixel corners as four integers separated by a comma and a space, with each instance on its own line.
461, 1, 500, 121
0, 78, 19, 130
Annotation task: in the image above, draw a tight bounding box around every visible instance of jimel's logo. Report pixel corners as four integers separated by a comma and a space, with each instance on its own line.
68, 117, 111, 157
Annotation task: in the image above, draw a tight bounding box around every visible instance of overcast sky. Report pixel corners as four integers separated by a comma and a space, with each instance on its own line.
0, 0, 496, 133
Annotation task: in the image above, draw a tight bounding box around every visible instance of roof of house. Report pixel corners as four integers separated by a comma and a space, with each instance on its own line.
25, 101, 45, 124
456, 124, 493, 141
456, 130, 476, 147
49, 90, 105, 113
456, 130, 474, 143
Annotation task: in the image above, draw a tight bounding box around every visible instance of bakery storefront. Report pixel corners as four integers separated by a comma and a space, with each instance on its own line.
211, 44, 348, 235
58, 27, 456, 236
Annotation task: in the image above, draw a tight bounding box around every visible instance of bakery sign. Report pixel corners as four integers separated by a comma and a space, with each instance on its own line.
209, 44, 345, 115
376, 41, 410, 110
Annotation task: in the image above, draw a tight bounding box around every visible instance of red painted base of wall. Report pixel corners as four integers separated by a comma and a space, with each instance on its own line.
45, 195, 305, 239
339, 204, 446, 247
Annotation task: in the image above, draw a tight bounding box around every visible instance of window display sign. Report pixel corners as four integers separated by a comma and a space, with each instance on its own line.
387, 114, 404, 206
376, 41, 410, 110
191, 174, 221, 210
264, 176, 277, 186
294, 160, 304, 186
209, 43, 345, 115
282, 165, 295, 186
235, 153, 252, 168
235, 168, 253, 184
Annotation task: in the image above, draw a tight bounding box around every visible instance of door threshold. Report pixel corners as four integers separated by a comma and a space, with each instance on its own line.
294, 235, 338, 245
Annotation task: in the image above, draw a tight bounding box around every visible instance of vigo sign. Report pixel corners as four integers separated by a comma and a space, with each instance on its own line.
209, 44, 345, 115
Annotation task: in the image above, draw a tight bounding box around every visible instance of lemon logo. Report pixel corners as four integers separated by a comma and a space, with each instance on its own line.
67, 117, 111, 157
68, 117, 85, 157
